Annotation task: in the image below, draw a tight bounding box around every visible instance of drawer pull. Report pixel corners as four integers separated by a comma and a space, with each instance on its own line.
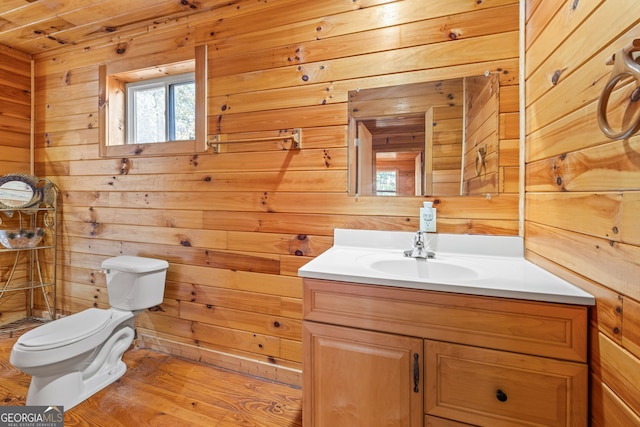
496, 389, 508, 402
413, 353, 419, 393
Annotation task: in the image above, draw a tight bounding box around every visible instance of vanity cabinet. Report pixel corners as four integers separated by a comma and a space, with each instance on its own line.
302, 278, 588, 427
303, 321, 423, 426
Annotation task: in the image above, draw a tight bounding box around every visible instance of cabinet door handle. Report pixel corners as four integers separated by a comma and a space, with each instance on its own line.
496, 389, 508, 402
413, 353, 419, 393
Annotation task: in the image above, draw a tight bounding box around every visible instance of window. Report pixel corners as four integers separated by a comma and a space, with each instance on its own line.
99, 45, 207, 158
126, 73, 195, 144
376, 170, 397, 196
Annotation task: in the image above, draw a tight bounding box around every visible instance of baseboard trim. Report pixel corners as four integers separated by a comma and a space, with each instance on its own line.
135, 330, 302, 388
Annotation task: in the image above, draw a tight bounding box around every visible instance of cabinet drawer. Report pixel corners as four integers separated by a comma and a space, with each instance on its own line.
425, 340, 587, 427
304, 279, 588, 362
425, 415, 475, 426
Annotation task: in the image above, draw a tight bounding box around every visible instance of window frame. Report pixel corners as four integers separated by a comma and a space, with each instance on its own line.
99, 45, 207, 158
126, 72, 196, 144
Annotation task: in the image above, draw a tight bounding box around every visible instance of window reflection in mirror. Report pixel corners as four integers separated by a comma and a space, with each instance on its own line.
348, 74, 499, 197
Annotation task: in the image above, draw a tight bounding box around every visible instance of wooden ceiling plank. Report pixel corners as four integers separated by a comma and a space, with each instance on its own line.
0, 0, 96, 28
0, 0, 38, 16
0, 0, 195, 55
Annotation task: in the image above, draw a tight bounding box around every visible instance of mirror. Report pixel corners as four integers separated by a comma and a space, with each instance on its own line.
348, 73, 499, 196
0, 174, 40, 209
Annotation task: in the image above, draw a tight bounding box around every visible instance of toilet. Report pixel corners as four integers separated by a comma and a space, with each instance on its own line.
10, 255, 169, 411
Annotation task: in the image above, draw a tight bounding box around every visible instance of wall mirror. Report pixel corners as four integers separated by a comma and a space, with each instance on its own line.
0, 174, 40, 209
0, 174, 57, 212
348, 73, 499, 197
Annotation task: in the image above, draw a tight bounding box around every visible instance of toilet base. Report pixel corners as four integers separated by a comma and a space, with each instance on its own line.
26, 360, 127, 410
25, 325, 134, 411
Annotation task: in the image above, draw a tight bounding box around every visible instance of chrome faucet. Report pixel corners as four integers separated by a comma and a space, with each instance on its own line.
404, 231, 435, 259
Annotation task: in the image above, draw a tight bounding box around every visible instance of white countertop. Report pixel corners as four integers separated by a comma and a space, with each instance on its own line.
298, 229, 595, 306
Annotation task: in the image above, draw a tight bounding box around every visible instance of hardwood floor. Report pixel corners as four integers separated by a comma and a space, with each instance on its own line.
0, 322, 302, 426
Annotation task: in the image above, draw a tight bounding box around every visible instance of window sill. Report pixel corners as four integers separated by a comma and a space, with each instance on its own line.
102, 139, 207, 158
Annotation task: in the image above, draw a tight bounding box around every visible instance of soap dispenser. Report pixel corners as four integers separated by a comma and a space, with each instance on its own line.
419, 202, 436, 232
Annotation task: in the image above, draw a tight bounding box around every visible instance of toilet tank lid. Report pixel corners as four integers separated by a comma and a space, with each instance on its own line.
101, 256, 169, 273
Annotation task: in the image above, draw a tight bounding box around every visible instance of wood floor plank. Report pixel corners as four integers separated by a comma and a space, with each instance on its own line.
0, 322, 302, 426
123, 349, 302, 420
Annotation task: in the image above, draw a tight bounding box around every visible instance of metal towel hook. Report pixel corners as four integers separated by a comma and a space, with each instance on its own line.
598, 39, 640, 140
475, 146, 486, 177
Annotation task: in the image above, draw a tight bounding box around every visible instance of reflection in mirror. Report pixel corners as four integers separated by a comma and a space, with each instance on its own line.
348, 74, 499, 197
0, 181, 34, 207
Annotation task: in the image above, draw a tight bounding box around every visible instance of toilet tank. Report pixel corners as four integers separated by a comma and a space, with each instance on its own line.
101, 256, 169, 311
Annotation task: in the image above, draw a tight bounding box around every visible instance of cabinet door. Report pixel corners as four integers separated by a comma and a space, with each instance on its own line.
425, 340, 588, 427
303, 321, 423, 427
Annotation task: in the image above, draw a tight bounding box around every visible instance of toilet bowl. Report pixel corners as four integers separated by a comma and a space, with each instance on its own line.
10, 255, 169, 411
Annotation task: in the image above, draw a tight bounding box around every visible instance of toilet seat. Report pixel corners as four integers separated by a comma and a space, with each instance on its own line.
17, 309, 113, 351
11, 308, 134, 371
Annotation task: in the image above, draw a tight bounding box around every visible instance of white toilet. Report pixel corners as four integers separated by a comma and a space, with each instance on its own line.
10, 255, 169, 411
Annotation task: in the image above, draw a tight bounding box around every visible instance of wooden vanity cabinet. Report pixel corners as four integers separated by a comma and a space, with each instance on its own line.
302, 278, 589, 427
303, 322, 423, 426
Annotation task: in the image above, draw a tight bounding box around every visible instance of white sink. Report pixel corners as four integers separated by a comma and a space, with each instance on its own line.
297, 229, 596, 306
358, 253, 486, 281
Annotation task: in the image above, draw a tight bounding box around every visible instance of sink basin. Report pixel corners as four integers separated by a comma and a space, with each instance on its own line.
357, 253, 486, 282
369, 258, 479, 280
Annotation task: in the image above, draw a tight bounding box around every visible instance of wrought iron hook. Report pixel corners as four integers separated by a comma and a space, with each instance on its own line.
597, 39, 640, 140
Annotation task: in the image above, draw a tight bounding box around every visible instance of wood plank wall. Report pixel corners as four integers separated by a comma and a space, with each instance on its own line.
0, 45, 30, 176
0, 45, 32, 325
525, 0, 640, 425
26, 0, 519, 386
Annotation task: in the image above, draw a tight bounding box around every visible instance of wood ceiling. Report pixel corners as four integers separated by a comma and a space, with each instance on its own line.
0, 0, 229, 56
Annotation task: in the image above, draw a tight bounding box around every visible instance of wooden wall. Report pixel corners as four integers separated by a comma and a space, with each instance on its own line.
525, 0, 640, 425
0, 45, 30, 176
28, 0, 519, 386
0, 45, 32, 325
